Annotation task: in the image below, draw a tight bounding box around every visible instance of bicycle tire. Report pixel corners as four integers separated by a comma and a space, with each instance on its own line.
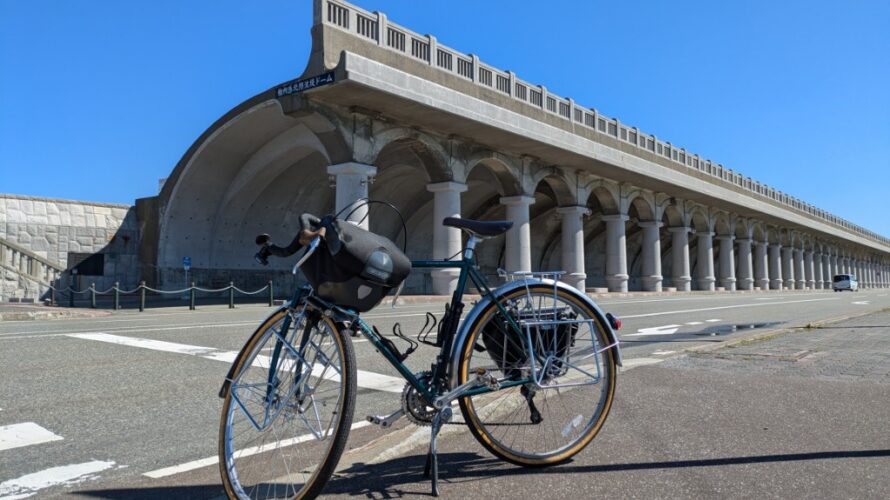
457, 284, 617, 466
219, 305, 357, 499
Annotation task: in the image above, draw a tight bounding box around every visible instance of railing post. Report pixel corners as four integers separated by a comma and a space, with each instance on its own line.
51, 285, 56, 307
229, 282, 235, 309
90, 283, 96, 308
113, 282, 120, 310
268, 280, 274, 307
139, 281, 146, 312
190, 282, 196, 311
69, 286, 74, 308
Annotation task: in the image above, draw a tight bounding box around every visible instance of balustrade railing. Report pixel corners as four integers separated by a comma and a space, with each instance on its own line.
0, 237, 64, 288
318, 0, 889, 248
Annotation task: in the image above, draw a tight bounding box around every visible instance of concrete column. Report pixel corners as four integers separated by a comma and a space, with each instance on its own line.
696, 231, 716, 291
782, 246, 795, 290
822, 253, 831, 289
716, 235, 736, 291
813, 253, 823, 289
639, 221, 663, 292
794, 248, 806, 290
830, 254, 838, 281
753, 241, 769, 290
602, 214, 629, 292
736, 238, 754, 291
557, 206, 590, 291
500, 195, 535, 273
327, 162, 377, 229
805, 250, 815, 289
669, 227, 692, 292
769, 244, 783, 290
426, 181, 468, 294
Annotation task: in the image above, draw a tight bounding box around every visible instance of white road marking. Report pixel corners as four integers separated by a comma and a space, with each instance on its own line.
705, 319, 721, 323
0, 423, 63, 452
0, 460, 116, 499
621, 357, 664, 369
852, 301, 870, 305
619, 297, 835, 319
623, 325, 681, 337
143, 420, 372, 479
685, 321, 704, 325
66, 333, 404, 393
652, 350, 676, 356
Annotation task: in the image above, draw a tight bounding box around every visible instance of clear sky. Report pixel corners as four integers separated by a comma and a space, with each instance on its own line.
1, 0, 888, 237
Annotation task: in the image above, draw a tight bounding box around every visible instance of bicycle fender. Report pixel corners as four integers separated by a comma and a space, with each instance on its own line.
218, 305, 290, 398
447, 279, 622, 389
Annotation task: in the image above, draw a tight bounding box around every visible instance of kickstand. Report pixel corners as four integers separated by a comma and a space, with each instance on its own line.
422, 406, 452, 497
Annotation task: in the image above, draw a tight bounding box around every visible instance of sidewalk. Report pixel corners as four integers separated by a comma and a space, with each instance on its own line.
323, 310, 890, 499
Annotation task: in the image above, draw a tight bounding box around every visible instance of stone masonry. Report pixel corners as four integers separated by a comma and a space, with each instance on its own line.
0, 194, 140, 300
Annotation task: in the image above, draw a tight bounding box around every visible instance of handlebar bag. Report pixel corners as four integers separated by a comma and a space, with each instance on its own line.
301, 217, 410, 312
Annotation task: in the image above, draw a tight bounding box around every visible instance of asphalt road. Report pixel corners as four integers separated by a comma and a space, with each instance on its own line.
1, 287, 888, 499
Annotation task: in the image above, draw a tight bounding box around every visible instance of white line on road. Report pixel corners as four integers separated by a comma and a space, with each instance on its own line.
0, 460, 116, 499
143, 420, 372, 479
619, 297, 836, 319
685, 321, 704, 325
705, 319, 721, 323
0, 423, 63, 452
65, 333, 405, 393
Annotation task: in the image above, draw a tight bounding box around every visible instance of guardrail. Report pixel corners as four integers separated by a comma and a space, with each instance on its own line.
48, 281, 275, 311
319, 0, 889, 249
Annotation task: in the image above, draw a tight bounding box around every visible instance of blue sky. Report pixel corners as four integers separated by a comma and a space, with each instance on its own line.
1, 0, 888, 237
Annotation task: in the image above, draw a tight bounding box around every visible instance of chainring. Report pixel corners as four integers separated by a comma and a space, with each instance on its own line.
401, 371, 437, 426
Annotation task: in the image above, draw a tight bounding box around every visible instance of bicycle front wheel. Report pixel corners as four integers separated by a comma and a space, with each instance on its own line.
219, 305, 356, 499
457, 284, 617, 466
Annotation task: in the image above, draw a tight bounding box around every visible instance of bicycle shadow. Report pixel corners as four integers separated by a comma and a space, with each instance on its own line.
325, 447, 890, 498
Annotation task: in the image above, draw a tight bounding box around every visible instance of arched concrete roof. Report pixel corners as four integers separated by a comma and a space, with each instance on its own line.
157, 87, 350, 271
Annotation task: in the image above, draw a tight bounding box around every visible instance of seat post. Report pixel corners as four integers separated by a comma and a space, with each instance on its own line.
464, 235, 481, 260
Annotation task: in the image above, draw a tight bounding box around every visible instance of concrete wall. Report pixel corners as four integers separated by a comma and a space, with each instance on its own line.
0, 194, 140, 293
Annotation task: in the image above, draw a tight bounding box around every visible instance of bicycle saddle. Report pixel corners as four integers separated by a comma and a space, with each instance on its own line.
443, 217, 513, 237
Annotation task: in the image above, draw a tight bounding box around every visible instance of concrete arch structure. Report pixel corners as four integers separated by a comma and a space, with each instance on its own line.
136, 0, 890, 296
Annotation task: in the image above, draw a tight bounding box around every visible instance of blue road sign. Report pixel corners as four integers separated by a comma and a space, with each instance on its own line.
183, 256, 192, 270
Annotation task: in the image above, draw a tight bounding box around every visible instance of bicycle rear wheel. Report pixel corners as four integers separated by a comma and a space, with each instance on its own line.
457, 284, 617, 466
219, 305, 356, 499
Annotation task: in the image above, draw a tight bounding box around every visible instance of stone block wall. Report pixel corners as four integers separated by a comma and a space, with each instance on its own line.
0, 194, 141, 296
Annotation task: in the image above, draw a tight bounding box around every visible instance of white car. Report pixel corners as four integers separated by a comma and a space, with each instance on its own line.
832, 274, 859, 292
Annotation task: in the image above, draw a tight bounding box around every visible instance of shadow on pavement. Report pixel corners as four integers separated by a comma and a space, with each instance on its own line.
75, 484, 225, 499
326, 448, 890, 498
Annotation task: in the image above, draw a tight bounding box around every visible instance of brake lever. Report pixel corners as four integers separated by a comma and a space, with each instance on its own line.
292, 236, 321, 275
255, 245, 270, 266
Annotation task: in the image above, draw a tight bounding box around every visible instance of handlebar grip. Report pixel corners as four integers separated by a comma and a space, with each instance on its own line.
300, 213, 321, 232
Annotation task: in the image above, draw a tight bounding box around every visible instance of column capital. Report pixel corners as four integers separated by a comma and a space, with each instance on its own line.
600, 214, 629, 222
696, 231, 715, 237
499, 195, 535, 207
426, 181, 468, 193
736, 237, 753, 243
668, 226, 691, 234
637, 220, 664, 229
326, 162, 377, 176
715, 234, 735, 242
556, 205, 591, 216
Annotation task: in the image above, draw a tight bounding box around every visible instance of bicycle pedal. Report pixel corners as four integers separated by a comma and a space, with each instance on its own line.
366, 409, 404, 428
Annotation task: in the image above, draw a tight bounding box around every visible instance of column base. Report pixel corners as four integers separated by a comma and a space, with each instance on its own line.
770, 279, 783, 290
807, 280, 816, 290
720, 277, 737, 291
641, 275, 663, 292
672, 276, 692, 292
739, 278, 755, 291
696, 277, 716, 291
796, 280, 806, 290
756, 278, 770, 290
559, 273, 587, 293
606, 274, 629, 293
430, 269, 460, 295
784, 279, 795, 290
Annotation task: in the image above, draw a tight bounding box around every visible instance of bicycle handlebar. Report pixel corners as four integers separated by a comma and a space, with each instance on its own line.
254, 213, 322, 266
